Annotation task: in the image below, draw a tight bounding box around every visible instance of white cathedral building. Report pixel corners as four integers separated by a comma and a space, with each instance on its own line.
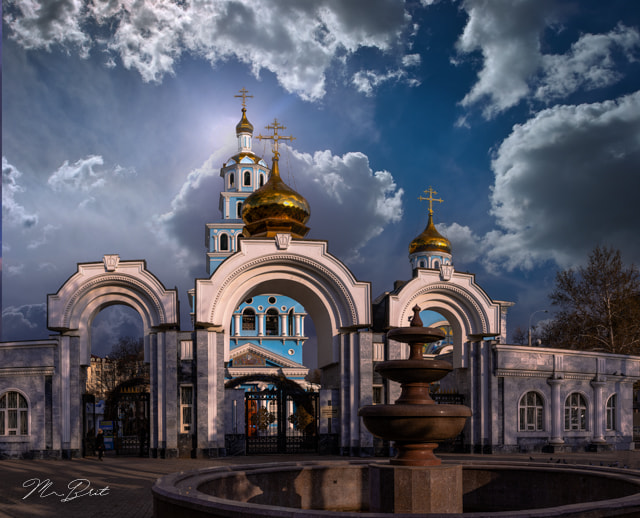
1, 91, 639, 459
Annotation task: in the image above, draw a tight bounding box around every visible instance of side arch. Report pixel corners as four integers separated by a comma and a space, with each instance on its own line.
47, 256, 179, 365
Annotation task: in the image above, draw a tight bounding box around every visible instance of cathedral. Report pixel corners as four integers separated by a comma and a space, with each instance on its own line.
1, 90, 638, 459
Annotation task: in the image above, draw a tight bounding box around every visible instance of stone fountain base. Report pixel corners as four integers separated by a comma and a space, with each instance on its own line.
152, 459, 640, 517
369, 462, 463, 513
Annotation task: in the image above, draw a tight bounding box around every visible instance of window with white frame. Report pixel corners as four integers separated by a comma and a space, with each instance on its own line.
0, 391, 29, 436
606, 394, 617, 431
180, 386, 193, 433
180, 340, 193, 360
243, 171, 251, 186
373, 342, 385, 361
518, 391, 544, 431
564, 392, 587, 431
242, 308, 256, 331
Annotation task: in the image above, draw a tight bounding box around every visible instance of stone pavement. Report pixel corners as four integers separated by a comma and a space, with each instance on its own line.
2, 450, 640, 518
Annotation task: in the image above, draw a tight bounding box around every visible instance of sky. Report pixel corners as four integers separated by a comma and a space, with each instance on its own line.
3, 0, 640, 357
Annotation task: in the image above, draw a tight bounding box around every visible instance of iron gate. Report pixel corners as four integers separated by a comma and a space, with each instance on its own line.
245, 388, 319, 454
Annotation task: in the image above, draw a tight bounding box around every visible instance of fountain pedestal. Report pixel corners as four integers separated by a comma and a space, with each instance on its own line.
369, 463, 463, 513
358, 305, 471, 514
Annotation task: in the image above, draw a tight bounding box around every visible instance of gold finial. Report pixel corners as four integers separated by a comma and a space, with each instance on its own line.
234, 87, 253, 108
257, 118, 296, 159
418, 186, 443, 216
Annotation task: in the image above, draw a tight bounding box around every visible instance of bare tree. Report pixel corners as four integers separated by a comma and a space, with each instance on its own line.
544, 246, 640, 354
511, 326, 527, 345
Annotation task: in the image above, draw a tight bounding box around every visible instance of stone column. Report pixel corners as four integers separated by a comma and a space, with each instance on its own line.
591, 379, 607, 444
157, 332, 166, 455
149, 333, 158, 454
60, 335, 71, 455
339, 333, 350, 454
257, 314, 264, 336
295, 315, 302, 337
281, 313, 288, 336
547, 377, 565, 446
233, 314, 241, 336
358, 330, 373, 455
349, 332, 360, 454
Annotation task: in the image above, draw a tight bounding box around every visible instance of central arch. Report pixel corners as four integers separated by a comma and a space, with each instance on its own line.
194, 236, 372, 455
196, 238, 371, 367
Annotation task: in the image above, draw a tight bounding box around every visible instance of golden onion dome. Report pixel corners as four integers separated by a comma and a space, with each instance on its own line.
236, 107, 254, 134
242, 156, 310, 238
409, 213, 451, 255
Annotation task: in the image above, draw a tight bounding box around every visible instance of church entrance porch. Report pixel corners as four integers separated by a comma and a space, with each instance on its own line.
245, 387, 319, 454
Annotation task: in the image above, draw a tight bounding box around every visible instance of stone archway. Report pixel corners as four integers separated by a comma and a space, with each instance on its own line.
47, 255, 179, 456
194, 236, 372, 455
387, 269, 506, 369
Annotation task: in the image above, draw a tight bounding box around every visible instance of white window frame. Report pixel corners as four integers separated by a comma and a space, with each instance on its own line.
0, 390, 30, 436
180, 340, 193, 360
564, 392, 588, 431
606, 394, 617, 431
518, 391, 544, 432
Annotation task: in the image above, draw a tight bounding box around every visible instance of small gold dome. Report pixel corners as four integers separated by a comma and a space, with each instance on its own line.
236, 107, 254, 134
409, 213, 451, 255
242, 157, 310, 238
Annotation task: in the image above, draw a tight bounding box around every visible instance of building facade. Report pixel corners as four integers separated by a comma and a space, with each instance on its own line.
1, 93, 638, 459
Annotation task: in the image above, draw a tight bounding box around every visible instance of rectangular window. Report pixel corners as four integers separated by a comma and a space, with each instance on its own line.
180, 386, 193, 433
373, 343, 385, 361
372, 386, 383, 405
180, 340, 193, 360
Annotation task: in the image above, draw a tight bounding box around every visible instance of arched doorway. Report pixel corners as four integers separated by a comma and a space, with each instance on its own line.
47, 255, 179, 457
195, 237, 371, 455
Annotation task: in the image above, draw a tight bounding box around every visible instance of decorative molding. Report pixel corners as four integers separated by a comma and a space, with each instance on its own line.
62, 273, 165, 326
103, 254, 120, 271
440, 264, 454, 281
275, 233, 291, 250
405, 283, 487, 333
209, 253, 358, 326
0, 367, 55, 377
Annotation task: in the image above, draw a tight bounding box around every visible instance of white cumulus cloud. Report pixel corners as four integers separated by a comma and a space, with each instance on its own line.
4, 0, 413, 101
2, 157, 39, 228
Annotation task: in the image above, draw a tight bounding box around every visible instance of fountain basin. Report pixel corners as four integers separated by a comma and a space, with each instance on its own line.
387, 326, 444, 344
359, 403, 471, 442
152, 459, 640, 517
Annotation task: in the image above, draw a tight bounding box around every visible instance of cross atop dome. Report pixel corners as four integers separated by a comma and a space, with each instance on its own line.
418, 187, 443, 216
234, 87, 253, 108
257, 119, 296, 159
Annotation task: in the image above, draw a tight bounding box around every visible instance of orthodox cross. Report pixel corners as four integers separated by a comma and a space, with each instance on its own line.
257, 118, 295, 159
418, 186, 443, 215
234, 87, 253, 108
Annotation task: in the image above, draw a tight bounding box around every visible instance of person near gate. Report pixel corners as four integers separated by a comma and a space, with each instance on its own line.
96, 428, 105, 461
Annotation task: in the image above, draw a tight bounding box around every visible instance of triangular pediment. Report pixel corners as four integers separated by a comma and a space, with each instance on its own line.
230, 342, 302, 369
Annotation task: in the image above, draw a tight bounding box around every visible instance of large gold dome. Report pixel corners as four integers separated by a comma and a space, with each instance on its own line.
242, 157, 310, 238
409, 213, 451, 255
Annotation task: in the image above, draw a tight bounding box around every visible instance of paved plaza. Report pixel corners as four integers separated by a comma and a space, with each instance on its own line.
2, 450, 640, 518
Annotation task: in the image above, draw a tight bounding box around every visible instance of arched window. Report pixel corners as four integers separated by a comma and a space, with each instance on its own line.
229, 173, 235, 187
518, 391, 544, 431
219, 233, 229, 251
288, 308, 295, 336
242, 308, 256, 331
244, 171, 251, 186
237, 201, 243, 219
0, 391, 29, 436
606, 394, 617, 431
266, 308, 279, 336
433, 260, 440, 269
419, 260, 426, 268
259, 174, 265, 187
564, 393, 587, 431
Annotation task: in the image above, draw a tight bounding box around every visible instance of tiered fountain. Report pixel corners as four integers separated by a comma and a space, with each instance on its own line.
359, 305, 472, 513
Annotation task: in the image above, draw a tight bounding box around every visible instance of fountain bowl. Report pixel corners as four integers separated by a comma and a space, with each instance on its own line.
359, 403, 471, 443
375, 358, 452, 383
